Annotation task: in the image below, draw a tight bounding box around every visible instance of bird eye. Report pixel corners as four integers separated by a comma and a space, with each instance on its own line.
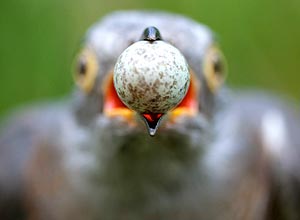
203, 46, 227, 92
73, 47, 99, 93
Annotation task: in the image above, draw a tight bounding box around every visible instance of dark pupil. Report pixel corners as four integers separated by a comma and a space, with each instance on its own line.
212, 54, 223, 75
78, 57, 87, 75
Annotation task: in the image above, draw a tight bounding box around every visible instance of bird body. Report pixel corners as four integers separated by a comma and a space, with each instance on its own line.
0, 11, 299, 220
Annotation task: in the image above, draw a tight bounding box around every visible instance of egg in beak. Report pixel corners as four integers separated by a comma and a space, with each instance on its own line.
103, 27, 199, 136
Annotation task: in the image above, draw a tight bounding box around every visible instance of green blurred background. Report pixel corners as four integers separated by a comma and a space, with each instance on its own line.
0, 0, 299, 115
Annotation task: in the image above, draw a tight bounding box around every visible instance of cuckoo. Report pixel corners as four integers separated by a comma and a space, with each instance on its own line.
0, 10, 300, 220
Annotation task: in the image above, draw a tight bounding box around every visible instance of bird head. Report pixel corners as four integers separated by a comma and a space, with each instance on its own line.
72, 11, 227, 139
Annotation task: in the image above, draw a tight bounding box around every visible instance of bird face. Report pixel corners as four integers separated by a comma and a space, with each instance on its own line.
72, 11, 227, 139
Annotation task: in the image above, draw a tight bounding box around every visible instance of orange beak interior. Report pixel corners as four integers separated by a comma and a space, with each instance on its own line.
103, 71, 199, 122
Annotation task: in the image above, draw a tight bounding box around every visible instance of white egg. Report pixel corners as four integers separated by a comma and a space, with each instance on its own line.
113, 40, 190, 114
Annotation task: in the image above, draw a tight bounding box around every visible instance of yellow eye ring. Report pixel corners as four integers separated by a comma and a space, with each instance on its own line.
73, 47, 99, 93
203, 45, 227, 92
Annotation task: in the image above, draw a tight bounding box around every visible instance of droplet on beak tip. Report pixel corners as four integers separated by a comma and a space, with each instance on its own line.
141, 113, 164, 136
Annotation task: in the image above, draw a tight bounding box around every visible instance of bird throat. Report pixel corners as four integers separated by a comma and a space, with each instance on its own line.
141, 113, 164, 137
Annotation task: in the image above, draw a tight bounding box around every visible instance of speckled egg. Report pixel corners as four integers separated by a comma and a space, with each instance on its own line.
113, 40, 190, 114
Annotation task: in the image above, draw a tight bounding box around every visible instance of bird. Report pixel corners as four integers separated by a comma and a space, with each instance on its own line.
0, 10, 300, 220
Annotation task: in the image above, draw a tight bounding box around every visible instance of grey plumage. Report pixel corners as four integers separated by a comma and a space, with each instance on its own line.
0, 10, 300, 220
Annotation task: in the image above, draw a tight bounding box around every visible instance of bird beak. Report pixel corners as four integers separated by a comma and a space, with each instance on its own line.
102, 26, 200, 136
102, 70, 199, 136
